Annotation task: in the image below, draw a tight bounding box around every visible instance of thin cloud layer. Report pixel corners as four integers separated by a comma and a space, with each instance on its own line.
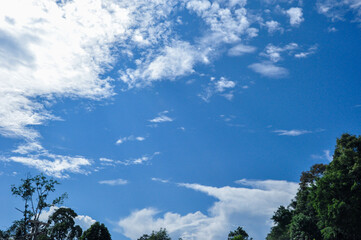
118, 179, 298, 240
273, 129, 312, 136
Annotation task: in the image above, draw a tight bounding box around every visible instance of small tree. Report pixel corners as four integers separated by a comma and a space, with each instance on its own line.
10, 174, 67, 239
228, 226, 252, 240
137, 228, 171, 240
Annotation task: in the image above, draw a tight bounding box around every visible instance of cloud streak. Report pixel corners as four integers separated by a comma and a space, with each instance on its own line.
273, 129, 312, 136
99, 178, 128, 186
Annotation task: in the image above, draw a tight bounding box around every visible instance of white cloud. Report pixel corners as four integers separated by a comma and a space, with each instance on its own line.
117, 179, 298, 240
273, 129, 312, 136
248, 62, 289, 78
228, 44, 257, 56
99, 178, 128, 185
116, 135, 146, 145
261, 43, 299, 63
249, 43, 302, 78
149, 111, 173, 123
120, 41, 200, 88
120, 0, 255, 88
75, 215, 97, 231
0, 0, 257, 143
199, 77, 236, 102
215, 77, 236, 93
286, 7, 304, 26
264, 20, 284, 34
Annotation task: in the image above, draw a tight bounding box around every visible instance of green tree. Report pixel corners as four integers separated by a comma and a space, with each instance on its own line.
48, 208, 83, 240
312, 134, 361, 240
288, 164, 325, 240
228, 226, 252, 240
80, 222, 111, 240
137, 228, 171, 240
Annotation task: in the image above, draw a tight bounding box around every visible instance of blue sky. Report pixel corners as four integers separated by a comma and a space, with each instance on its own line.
0, 0, 361, 239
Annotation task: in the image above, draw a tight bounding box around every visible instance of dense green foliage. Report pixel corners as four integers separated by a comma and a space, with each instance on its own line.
267, 133, 361, 240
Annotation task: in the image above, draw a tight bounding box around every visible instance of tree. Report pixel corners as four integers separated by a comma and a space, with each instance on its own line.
266, 206, 292, 240
228, 227, 252, 240
48, 208, 83, 240
267, 133, 361, 240
80, 222, 111, 240
137, 228, 171, 240
10, 174, 67, 239
312, 134, 361, 240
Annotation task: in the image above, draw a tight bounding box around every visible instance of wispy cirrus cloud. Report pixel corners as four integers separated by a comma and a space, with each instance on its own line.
151, 177, 170, 183
149, 111, 174, 123
100, 152, 160, 167
118, 179, 298, 240
316, 0, 361, 23
199, 77, 237, 102
99, 178, 128, 186
311, 150, 333, 161
116, 135, 146, 145
273, 129, 312, 136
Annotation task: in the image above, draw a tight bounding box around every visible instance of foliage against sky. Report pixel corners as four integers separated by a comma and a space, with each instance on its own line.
0, 0, 360, 239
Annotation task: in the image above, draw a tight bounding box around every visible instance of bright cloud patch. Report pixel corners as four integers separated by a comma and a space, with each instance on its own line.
118, 179, 298, 240
0, 0, 130, 140
228, 44, 257, 56
248, 62, 289, 78
286, 7, 304, 26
